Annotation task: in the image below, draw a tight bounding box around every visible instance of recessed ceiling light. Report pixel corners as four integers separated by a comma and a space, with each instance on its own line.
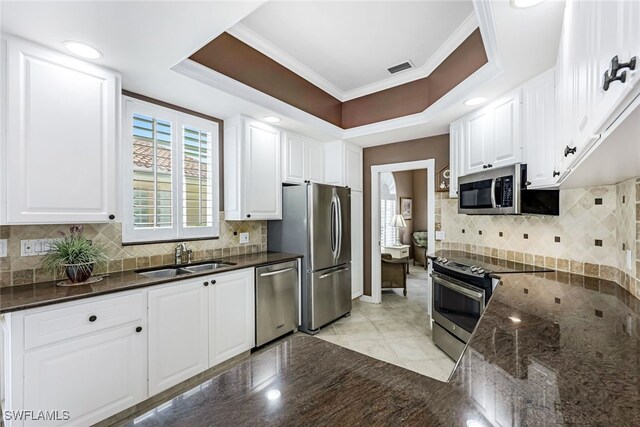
464, 97, 486, 106
263, 116, 281, 123
63, 41, 103, 59
511, 0, 545, 9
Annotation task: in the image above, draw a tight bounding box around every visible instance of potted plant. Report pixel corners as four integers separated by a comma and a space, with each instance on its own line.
41, 225, 108, 284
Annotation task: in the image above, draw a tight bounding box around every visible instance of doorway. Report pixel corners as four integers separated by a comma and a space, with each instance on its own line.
369, 160, 435, 310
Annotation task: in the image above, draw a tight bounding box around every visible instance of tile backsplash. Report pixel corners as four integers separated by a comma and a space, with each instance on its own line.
0, 213, 267, 287
435, 177, 640, 299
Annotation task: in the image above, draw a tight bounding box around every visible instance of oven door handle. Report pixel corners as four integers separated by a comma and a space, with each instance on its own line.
431, 273, 484, 301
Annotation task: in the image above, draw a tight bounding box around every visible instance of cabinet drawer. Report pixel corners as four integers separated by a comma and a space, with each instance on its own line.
24, 292, 145, 350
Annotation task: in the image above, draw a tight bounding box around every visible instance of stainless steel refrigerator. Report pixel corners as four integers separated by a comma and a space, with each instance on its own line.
268, 183, 351, 334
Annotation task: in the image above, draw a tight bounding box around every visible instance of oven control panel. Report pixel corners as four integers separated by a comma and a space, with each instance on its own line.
435, 257, 485, 276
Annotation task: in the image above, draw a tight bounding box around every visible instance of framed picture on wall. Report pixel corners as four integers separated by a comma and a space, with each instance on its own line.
400, 197, 412, 220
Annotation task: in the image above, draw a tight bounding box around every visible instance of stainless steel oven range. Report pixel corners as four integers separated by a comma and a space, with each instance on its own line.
431, 257, 494, 361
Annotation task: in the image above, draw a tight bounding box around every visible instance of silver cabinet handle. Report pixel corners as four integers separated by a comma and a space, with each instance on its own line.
319, 267, 350, 279
259, 268, 294, 277
431, 273, 484, 301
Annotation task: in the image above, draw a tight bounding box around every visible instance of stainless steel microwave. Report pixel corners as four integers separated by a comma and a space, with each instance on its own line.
458, 164, 559, 215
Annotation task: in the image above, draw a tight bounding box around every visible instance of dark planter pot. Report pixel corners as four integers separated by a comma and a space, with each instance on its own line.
64, 262, 95, 283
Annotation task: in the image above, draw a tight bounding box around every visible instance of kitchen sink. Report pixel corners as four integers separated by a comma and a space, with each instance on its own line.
182, 262, 235, 273
138, 268, 191, 279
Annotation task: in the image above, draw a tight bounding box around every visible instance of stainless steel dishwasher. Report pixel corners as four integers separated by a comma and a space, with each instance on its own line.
255, 260, 299, 347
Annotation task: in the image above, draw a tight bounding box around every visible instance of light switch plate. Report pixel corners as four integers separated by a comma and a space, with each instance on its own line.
20, 238, 60, 257
0, 239, 7, 258
626, 249, 633, 270
239, 232, 249, 244
435, 231, 445, 241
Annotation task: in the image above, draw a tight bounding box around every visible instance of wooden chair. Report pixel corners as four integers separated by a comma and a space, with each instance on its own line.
381, 253, 407, 296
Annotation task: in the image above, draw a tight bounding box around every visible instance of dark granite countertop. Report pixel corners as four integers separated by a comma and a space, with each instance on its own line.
0, 252, 301, 314
428, 249, 553, 273
118, 269, 640, 426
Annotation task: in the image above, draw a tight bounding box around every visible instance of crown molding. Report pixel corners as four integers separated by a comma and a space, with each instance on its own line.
227, 23, 345, 100
172, 1, 502, 145
171, 59, 345, 139
341, 12, 479, 101
228, 11, 479, 102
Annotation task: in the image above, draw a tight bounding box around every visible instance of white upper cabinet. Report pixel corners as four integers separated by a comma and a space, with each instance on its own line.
491, 95, 522, 169
460, 90, 522, 176
208, 268, 255, 367
224, 115, 282, 220
522, 68, 557, 188
4, 36, 119, 224
282, 131, 325, 184
448, 119, 463, 198
324, 140, 363, 191
554, 0, 640, 178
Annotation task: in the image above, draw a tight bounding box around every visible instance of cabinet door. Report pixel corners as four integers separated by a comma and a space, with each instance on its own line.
449, 120, 462, 197
523, 69, 557, 188
244, 121, 282, 219
590, 0, 632, 134
24, 324, 146, 427
305, 140, 325, 183
350, 191, 363, 299
148, 280, 209, 395
209, 268, 255, 366
491, 93, 522, 169
6, 37, 118, 224
344, 144, 363, 191
463, 109, 492, 175
282, 132, 305, 184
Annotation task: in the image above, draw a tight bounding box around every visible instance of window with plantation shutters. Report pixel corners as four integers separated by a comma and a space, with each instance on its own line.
380, 172, 398, 247
123, 97, 219, 243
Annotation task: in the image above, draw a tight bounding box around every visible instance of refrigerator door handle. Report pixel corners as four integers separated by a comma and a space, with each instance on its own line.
319, 266, 350, 279
335, 192, 342, 261
330, 198, 336, 257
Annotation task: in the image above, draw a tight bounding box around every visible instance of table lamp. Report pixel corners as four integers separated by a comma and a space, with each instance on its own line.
389, 214, 406, 246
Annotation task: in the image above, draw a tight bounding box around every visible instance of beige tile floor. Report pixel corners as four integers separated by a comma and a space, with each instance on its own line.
316, 264, 456, 382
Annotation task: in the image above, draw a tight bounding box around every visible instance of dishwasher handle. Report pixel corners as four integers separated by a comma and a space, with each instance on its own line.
259, 267, 295, 277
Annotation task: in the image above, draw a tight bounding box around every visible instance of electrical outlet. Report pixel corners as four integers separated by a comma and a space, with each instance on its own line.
626, 249, 633, 270
20, 238, 60, 257
0, 239, 7, 258
435, 231, 445, 241
239, 232, 250, 244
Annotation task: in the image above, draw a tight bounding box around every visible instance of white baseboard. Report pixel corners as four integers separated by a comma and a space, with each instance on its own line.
358, 295, 376, 304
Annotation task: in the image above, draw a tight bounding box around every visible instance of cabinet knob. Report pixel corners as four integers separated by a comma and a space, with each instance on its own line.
136, 326, 142, 333
487, 164, 493, 168
246, 214, 251, 218
563, 145, 577, 157
482, 165, 488, 169
203, 281, 209, 286
108, 214, 115, 220
525, 181, 531, 187
608, 55, 636, 78
211, 280, 216, 285
553, 170, 560, 178
89, 315, 97, 322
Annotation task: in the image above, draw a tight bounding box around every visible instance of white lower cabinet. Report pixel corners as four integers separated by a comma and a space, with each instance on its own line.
3, 291, 147, 427
147, 279, 209, 395
208, 269, 255, 366
2, 267, 259, 427
23, 324, 147, 427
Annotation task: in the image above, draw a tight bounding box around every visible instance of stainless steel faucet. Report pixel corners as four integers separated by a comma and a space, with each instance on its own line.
175, 243, 193, 264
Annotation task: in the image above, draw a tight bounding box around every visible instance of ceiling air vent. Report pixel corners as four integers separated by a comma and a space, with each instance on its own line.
387, 61, 413, 74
